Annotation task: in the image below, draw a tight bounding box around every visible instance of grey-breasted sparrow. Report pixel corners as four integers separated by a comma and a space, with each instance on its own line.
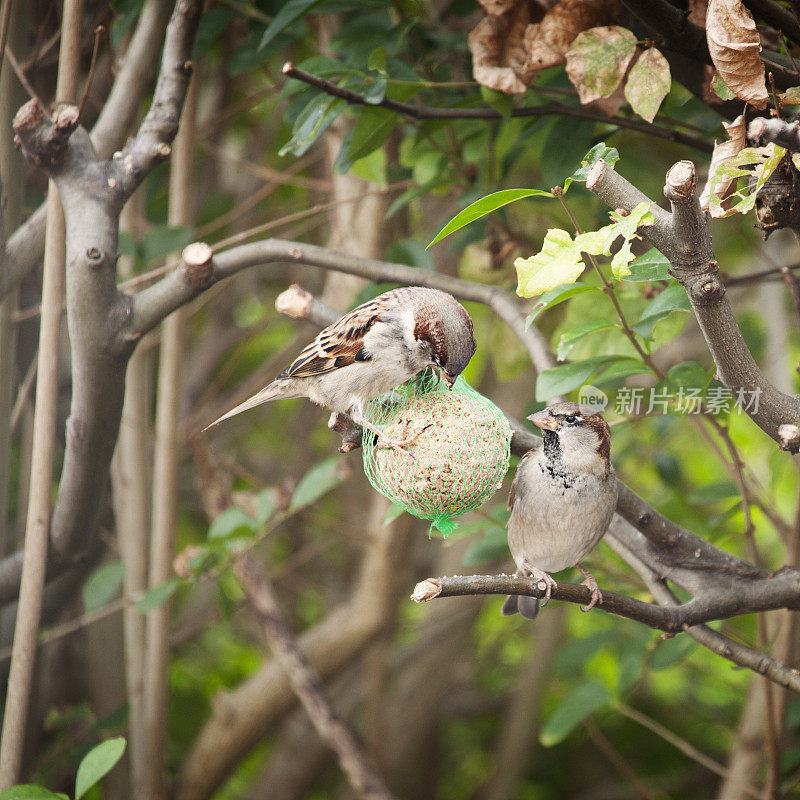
502, 402, 617, 619
205, 287, 476, 444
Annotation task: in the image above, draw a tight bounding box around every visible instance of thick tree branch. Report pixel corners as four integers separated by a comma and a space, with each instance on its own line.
586, 158, 800, 447
0, 0, 201, 608
0, 0, 174, 301
281, 64, 713, 154
120, 238, 554, 370
235, 553, 397, 800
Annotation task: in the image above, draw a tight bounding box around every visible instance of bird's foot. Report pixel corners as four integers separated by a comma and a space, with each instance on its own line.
522, 561, 557, 607
576, 564, 603, 612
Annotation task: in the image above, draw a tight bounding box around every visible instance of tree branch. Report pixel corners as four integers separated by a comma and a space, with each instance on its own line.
281, 63, 714, 155
235, 553, 397, 800
0, 0, 202, 609
411, 570, 800, 634
0, 0, 174, 301
586, 158, 800, 448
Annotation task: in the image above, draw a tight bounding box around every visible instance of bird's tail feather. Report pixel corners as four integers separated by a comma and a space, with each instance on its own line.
203, 381, 295, 431
501, 594, 540, 620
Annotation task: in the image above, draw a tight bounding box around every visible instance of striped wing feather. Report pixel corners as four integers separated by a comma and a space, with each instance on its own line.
278, 298, 384, 380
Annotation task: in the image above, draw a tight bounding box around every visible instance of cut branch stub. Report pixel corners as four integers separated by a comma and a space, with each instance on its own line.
179, 242, 214, 289
13, 100, 80, 168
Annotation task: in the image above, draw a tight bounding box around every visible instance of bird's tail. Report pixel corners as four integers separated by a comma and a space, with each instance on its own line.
203, 381, 295, 431
501, 594, 540, 620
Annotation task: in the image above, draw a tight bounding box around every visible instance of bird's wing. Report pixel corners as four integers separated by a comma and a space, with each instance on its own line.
278, 296, 386, 379
507, 451, 532, 510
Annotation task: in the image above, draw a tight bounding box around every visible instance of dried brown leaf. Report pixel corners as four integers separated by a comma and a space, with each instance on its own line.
478, 0, 521, 14
524, 0, 619, 75
706, 0, 768, 109
469, 1, 533, 94
565, 25, 637, 105
699, 113, 746, 213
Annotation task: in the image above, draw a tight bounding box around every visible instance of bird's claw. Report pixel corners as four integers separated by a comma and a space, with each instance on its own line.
577, 565, 602, 612
522, 561, 557, 607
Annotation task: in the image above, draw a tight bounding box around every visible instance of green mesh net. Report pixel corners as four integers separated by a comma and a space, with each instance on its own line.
362, 370, 512, 536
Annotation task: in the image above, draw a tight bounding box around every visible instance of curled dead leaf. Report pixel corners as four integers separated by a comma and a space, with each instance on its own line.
706, 0, 768, 109
700, 113, 746, 213
469, 1, 534, 94
524, 0, 619, 76
565, 25, 637, 105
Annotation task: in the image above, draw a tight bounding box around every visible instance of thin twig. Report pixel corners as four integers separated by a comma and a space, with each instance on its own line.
0, 0, 14, 85
77, 25, 103, 120
616, 703, 766, 800
234, 552, 397, 800
281, 63, 714, 154
5, 44, 44, 106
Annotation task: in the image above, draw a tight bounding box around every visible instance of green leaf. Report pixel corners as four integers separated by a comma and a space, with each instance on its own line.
564, 142, 619, 191
193, 8, 234, 58
556, 321, 619, 360
708, 144, 787, 218
652, 635, 697, 669
525, 283, 598, 326
711, 72, 736, 101
259, 0, 322, 49
82, 561, 125, 613
347, 106, 396, 163
535, 356, 624, 401
592, 359, 652, 385
622, 248, 670, 282
0, 787, 68, 800
136, 580, 180, 613
515, 229, 586, 297
632, 283, 691, 339
386, 179, 449, 220
428, 189, 554, 249
540, 117, 596, 190
140, 225, 194, 265
208, 507, 257, 540
363, 76, 388, 105
75, 737, 127, 800
382, 503, 406, 526
290, 457, 345, 510
480, 85, 514, 117
256, 490, 276, 526
624, 47, 671, 123
687, 481, 740, 504
367, 46, 387, 73
463, 527, 510, 565
540, 681, 612, 746
279, 95, 344, 158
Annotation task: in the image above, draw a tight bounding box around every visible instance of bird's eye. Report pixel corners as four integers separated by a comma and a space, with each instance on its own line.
564, 414, 577, 424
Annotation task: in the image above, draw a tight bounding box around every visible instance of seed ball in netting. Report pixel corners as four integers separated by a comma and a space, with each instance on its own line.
362, 374, 512, 532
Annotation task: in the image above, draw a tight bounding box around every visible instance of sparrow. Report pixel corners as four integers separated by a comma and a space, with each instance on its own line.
205, 287, 476, 444
502, 402, 617, 620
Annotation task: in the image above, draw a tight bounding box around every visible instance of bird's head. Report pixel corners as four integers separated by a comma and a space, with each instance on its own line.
412, 289, 476, 388
528, 402, 611, 472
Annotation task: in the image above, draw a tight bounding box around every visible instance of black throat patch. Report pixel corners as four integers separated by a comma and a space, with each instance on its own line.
541, 429, 577, 488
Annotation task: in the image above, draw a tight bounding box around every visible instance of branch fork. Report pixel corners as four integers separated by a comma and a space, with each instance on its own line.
587, 157, 800, 445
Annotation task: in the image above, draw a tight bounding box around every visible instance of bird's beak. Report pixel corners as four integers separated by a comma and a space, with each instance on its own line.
528, 410, 559, 431
444, 371, 457, 389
